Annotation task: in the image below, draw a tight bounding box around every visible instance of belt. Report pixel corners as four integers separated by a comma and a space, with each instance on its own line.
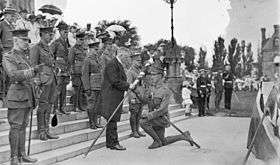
200, 85, 206, 87
56, 57, 65, 61
225, 81, 233, 83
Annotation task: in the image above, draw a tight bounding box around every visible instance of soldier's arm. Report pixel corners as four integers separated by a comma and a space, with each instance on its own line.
147, 89, 171, 120
81, 59, 90, 91
106, 62, 129, 91
3, 55, 35, 82
30, 45, 39, 67
68, 47, 74, 66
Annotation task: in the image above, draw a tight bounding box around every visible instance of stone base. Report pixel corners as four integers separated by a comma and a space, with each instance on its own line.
166, 77, 183, 104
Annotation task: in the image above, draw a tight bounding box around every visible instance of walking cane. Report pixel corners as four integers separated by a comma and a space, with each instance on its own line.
82, 92, 129, 158
164, 116, 201, 149
27, 107, 34, 155
242, 81, 267, 165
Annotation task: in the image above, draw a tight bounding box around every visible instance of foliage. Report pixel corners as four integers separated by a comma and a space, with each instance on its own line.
212, 37, 227, 71
95, 19, 140, 47
198, 47, 207, 69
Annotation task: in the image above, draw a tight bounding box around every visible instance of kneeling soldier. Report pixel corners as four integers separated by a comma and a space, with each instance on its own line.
3, 29, 38, 165
137, 71, 191, 149
81, 41, 103, 129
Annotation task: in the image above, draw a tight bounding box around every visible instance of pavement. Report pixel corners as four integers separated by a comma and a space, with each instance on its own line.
55, 116, 267, 165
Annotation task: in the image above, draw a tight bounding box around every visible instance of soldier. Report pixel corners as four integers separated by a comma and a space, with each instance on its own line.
3, 29, 38, 165
205, 69, 212, 112
30, 26, 59, 141
127, 52, 146, 138
138, 70, 191, 149
197, 69, 208, 116
69, 31, 88, 112
213, 69, 223, 111
50, 21, 70, 115
81, 41, 103, 129
223, 65, 235, 112
0, 6, 17, 103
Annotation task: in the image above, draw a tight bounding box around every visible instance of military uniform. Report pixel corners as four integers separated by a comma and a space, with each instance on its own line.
50, 36, 70, 114
127, 58, 146, 138
81, 42, 102, 129
3, 29, 37, 164
205, 74, 212, 111
30, 27, 59, 141
99, 44, 117, 73
223, 71, 234, 110
197, 73, 207, 116
68, 34, 87, 111
214, 72, 223, 111
139, 74, 190, 149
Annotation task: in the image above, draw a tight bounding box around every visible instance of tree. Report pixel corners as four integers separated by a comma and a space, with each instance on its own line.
245, 43, 254, 76
95, 19, 140, 47
227, 38, 241, 76
241, 40, 246, 76
198, 47, 207, 69
212, 37, 227, 71
182, 46, 195, 72
257, 47, 263, 78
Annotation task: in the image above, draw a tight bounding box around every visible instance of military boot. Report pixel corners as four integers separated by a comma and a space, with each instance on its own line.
9, 126, 20, 165
18, 130, 38, 163
141, 124, 162, 149
129, 113, 140, 138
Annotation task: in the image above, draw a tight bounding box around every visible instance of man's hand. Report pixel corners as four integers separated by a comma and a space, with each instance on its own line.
129, 79, 139, 90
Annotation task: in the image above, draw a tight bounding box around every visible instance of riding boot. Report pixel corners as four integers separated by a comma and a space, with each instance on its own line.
9, 126, 19, 165
140, 122, 162, 149
129, 112, 140, 138
45, 104, 59, 139
87, 108, 96, 129
18, 129, 37, 163
37, 103, 48, 141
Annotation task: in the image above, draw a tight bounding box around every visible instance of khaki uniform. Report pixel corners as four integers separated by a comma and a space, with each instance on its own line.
2, 49, 36, 159
139, 81, 188, 147
50, 37, 70, 112
30, 41, 57, 138
127, 64, 144, 136
68, 44, 87, 111
81, 49, 102, 128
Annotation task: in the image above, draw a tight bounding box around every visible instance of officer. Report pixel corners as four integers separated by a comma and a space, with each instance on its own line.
213, 69, 223, 111
81, 40, 103, 129
30, 26, 59, 141
50, 21, 70, 114
197, 69, 207, 116
138, 70, 191, 149
205, 69, 212, 112
0, 6, 17, 103
3, 29, 38, 164
223, 65, 235, 111
127, 52, 146, 138
69, 31, 88, 112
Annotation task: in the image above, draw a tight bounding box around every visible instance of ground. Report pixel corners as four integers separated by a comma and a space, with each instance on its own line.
56, 116, 266, 165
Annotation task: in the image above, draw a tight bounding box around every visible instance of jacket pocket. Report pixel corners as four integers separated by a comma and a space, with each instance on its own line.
7, 85, 29, 102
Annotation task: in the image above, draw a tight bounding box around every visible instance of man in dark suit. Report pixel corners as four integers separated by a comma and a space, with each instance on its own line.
99, 46, 137, 151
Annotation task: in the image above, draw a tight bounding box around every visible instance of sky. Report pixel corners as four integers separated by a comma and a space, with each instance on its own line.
35, 0, 231, 54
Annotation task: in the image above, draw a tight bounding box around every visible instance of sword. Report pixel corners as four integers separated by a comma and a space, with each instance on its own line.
233, 91, 240, 103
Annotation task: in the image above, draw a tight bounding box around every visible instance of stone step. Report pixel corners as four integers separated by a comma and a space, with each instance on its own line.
0, 106, 184, 164
2, 115, 188, 165
0, 105, 181, 146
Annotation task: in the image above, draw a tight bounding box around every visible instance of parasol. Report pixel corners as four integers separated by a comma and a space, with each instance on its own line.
105, 24, 126, 33
39, 4, 63, 15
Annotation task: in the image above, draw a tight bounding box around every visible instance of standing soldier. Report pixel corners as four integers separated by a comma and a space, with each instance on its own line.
127, 52, 146, 138
0, 6, 17, 103
205, 69, 212, 112
3, 29, 38, 164
30, 26, 59, 141
138, 70, 191, 149
196, 69, 207, 117
50, 21, 70, 114
81, 41, 103, 129
69, 31, 87, 112
213, 70, 224, 112
223, 65, 235, 112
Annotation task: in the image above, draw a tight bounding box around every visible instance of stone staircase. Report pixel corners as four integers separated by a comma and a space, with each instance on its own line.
0, 97, 186, 165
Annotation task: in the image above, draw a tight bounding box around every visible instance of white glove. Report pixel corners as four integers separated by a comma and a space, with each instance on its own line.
129, 79, 139, 90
